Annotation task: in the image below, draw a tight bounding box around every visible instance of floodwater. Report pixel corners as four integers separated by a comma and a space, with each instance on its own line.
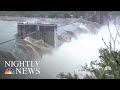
0, 18, 120, 79
0, 20, 17, 51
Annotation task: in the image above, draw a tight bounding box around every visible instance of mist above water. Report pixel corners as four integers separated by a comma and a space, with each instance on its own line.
38, 21, 120, 79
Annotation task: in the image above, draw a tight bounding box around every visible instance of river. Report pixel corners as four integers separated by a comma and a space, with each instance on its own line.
0, 18, 119, 79
0, 20, 17, 51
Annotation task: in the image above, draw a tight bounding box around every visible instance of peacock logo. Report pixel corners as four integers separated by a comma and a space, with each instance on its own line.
5, 68, 15, 74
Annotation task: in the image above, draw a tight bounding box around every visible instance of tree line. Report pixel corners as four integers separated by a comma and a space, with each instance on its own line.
0, 11, 92, 18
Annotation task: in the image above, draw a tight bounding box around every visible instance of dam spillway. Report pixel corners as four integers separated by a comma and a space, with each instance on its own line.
17, 22, 57, 47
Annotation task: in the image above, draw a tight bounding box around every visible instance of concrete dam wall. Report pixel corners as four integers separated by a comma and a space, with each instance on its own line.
17, 23, 57, 47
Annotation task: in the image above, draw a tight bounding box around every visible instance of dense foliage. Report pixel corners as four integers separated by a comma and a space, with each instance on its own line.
57, 48, 120, 79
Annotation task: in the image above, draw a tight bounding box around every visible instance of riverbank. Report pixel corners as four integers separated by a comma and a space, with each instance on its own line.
0, 16, 84, 21
0, 16, 101, 27
0, 16, 30, 21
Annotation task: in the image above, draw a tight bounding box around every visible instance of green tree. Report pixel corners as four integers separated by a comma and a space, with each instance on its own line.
82, 48, 120, 79
57, 72, 79, 79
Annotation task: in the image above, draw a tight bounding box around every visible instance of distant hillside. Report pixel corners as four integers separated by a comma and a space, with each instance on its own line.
0, 11, 90, 18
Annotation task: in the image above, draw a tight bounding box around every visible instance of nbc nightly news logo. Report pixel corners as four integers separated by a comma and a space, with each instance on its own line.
5, 61, 41, 75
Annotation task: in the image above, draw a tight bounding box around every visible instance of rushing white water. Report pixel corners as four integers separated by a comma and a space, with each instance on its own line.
38, 21, 120, 79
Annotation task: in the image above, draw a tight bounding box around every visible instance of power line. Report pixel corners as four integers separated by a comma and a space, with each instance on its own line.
0, 31, 37, 44
0, 13, 96, 45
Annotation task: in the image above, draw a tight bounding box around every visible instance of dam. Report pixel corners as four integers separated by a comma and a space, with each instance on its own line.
17, 22, 57, 47
16, 11, 111, 48
16, 11, 110, 48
